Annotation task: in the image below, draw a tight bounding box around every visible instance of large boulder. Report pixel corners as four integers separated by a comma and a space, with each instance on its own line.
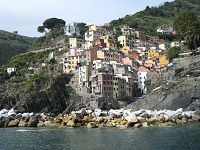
18, 120, 28, 127
27, 116, 39, 127
66, 120, 75, 127
7, 119, 19, 127
1, 116, 12, 126
0, 120, 4, 127
87, 122, 98, 128
72, 113, 83, 122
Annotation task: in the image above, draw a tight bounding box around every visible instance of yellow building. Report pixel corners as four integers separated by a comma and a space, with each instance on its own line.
148, 49, 160, 59
100, 35, 117, 49
63, 55, 81, 73
88, 24, 98, 31
121, 46, 131, 56
157, 54, 169, 72
69, 38, 84, 48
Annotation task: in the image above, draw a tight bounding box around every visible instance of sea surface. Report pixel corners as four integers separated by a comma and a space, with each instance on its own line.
0, 122, 200, 150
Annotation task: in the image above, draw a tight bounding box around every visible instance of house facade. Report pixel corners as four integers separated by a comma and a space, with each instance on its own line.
64, 22, 80, 36
137, 66, 148, 94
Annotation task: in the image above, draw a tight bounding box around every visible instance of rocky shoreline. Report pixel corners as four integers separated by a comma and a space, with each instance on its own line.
0, 108, 200, 128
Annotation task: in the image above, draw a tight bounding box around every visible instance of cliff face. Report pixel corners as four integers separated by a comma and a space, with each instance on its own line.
0, 74, 84, 114
128, 55, 200, 111
127, 79, 200, 111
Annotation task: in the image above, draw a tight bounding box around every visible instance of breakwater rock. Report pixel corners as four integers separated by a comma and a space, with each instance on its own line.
0, 108, 200, 128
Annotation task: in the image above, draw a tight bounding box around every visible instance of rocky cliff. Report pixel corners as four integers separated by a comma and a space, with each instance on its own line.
0, 74, 85, 115
127, 55, 200, 111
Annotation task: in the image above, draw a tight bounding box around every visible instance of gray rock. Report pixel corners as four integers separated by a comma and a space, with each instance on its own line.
0, 120, 4, 127
27, 116, 38, 127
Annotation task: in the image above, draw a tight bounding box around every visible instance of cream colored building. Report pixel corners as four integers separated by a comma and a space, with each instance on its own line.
121, 25, 135, 35
171, 41, 180, 47
69, 38, 84, 48
63, 53, 86, 73
84, 24, 108, 49
156, 24, 173, 34
118, 35, 134, 47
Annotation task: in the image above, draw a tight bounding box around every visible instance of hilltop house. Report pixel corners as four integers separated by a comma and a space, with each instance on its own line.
7, 67, 17, 74
64, 22, 80, 36
156, 24, 173, 34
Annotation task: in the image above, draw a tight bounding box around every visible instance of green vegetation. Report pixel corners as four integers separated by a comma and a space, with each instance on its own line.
37, 18, 66, 33
0, 30, 36, 66
173, 11, 199, 37
7, 49, 55, 69
166, 46, 181, 62
166, 80, 186, 93
174, 67, 184, 77
25, 72, 51, 92
110, 0, 200, 36
76, 22, 88, 37
33, 18, 66, 48
174, 11, 200, 51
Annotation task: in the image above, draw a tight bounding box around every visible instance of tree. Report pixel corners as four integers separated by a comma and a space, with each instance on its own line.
116, 41, 123, 48
37, 26, 46, 33
184, 22, 200, 52
166, 46, 181, 62
42, 18, 66, 31
37, 18, 66, 34
173, 11, 199, 38
76, 22, 87, 36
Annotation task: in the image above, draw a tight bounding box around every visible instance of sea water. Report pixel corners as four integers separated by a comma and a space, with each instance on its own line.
0, 122, 200, 150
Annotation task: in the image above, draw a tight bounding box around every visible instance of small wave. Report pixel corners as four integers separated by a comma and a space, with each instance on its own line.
17, 129, 47, 132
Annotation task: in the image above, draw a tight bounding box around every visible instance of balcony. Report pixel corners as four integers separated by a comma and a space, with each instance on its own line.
95, 89, 101, 93
94, 86, 101, 93
91, 81, 98, 86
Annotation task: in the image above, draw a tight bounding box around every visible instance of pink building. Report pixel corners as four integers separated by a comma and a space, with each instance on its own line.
91, 71, 113, 99
63, 48, 84, 57
122, 57, 132, 66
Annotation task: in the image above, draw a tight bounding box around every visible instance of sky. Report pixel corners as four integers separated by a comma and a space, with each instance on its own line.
0, 0, 173, 37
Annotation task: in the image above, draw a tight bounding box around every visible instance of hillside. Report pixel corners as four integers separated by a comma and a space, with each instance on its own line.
0, 30, 36, 66
0, 47, 84, 114
110, 0, 200, 35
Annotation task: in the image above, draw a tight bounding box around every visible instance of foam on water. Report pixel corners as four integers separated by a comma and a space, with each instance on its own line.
17, 129, 47, 132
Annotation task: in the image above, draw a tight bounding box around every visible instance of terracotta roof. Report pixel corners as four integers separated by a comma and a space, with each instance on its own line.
151, 56, 159, 61
144, 63, 152, 68
138, 66, 149, 72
